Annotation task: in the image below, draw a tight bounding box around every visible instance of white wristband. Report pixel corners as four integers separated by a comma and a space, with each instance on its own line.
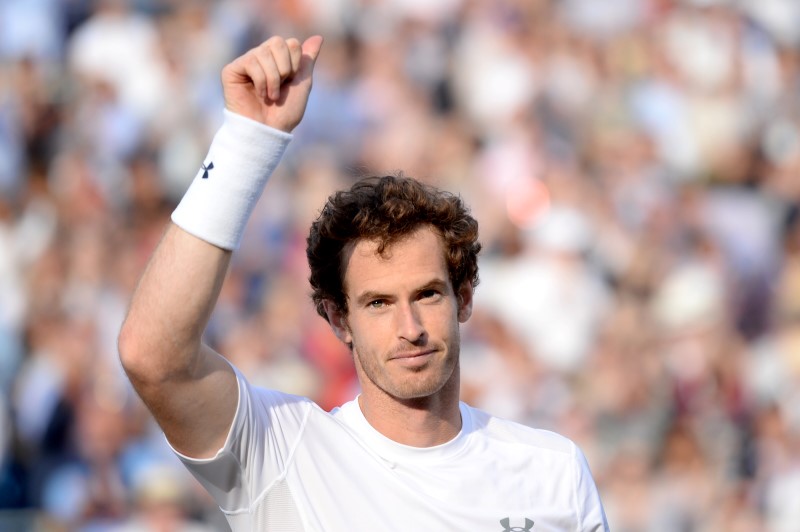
171, 110, 293, 250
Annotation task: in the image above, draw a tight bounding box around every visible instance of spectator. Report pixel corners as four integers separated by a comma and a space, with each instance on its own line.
0, 0, 798, 528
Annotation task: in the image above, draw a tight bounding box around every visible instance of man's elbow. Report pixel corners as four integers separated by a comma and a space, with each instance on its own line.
117, 318, 148, 382
117, 318, 198, 387
117, 318, 171, 386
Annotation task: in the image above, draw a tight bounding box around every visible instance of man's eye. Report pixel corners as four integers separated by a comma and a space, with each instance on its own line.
421, 289, 439, 299
369, 300, 385, 308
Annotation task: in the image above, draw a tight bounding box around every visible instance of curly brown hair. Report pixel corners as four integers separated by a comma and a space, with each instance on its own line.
306, 175, 481, 320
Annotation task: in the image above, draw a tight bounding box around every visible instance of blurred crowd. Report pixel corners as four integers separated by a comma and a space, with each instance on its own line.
1, 0, 800, 530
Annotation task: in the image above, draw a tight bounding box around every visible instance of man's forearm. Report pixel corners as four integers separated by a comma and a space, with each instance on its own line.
118, 223, 231, 383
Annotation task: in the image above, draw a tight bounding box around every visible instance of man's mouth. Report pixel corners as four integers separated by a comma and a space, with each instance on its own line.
390, 349, 436, 366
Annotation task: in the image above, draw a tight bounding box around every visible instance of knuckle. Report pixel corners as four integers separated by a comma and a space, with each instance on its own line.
277, 62, 292, 77
264, 35, 282, 46
245, 56, 264, 77
265, 36, 287, 51
265, 66, 280, 82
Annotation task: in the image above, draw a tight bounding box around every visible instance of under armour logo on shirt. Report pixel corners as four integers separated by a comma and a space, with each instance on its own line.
201, 161, 214, 179
500, 518, 534, 532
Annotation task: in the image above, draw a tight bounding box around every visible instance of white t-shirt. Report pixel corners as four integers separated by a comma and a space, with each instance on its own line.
173, 367, 609, 531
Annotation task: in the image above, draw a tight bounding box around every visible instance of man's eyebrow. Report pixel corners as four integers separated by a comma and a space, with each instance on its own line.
419, 278, 449, 292
354, 290, 391, 306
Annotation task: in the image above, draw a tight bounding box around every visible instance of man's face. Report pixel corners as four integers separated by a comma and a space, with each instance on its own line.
328, 226, 473, 402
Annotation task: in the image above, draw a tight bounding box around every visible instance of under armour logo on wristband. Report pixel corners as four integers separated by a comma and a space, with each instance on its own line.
201, 161, 214, 179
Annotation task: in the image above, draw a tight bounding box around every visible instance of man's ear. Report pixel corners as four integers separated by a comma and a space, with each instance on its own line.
457, 282, 473, 323
322, 300, 353, 345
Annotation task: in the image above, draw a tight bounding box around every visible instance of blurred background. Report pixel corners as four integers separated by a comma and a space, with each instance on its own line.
1, 0, 799, 530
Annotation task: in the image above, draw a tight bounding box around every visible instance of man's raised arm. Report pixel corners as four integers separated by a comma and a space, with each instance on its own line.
118, 36, 323, 459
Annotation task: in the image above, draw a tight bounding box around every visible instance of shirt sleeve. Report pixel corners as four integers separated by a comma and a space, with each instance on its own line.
169, 364, 314, 512
573, 443, 610, 532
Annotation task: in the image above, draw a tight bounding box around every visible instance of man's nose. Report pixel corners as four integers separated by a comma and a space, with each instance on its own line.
396, 302, 425, 343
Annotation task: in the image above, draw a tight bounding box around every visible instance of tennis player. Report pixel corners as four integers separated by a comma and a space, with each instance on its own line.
118, 35, 610, 531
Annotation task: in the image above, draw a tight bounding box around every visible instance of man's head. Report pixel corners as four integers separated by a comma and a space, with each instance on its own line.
306, 175, 481, 321
307, 175, 481, 404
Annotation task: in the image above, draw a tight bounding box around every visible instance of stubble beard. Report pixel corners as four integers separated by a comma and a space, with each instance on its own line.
353, 337, 461, 402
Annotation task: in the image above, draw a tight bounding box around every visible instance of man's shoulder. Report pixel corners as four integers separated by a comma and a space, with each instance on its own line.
463, 403, 575, 456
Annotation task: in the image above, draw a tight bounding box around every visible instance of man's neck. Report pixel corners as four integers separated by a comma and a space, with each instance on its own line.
357, 381, 462, 447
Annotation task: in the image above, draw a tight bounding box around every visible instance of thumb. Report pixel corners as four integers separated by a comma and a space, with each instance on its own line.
298, 35, 323, 77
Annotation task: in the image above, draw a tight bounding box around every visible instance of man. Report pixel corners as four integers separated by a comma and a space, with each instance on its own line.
118, 35, 609, 531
